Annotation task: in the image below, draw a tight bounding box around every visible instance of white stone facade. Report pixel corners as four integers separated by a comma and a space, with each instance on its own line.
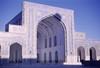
0, 1, 100, 64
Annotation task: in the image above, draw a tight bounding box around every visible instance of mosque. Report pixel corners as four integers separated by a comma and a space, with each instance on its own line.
0, 1, 100, 65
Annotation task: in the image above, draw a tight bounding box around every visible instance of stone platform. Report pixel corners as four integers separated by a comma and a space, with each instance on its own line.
0, 64, 98, 68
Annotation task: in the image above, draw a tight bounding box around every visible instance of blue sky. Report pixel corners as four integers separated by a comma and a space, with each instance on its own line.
0, 0, 100, 40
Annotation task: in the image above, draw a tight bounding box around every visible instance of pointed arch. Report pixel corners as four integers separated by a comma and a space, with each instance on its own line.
37, 14, 66, 47
49, 52, 52, 63
9, 43, 22, 63
37, 14, 66, 63
37, 53, 39, 63
55, 51, 58, 63
44, 53, 46, 63
77, 46, 85, 62
90, 47, 96, 61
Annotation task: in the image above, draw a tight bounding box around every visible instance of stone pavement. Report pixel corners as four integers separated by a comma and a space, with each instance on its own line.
0, 64, 98, 68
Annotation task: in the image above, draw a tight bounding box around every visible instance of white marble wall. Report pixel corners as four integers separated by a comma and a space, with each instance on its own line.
0, 1, 100, 65
0, 31, 25, 62
23, 1, 75, 63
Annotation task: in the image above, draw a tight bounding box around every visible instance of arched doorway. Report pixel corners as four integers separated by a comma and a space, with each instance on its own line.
44, 53, 46, 63
55, 51, 58, 63
37, 53, 39, 63
49, 52, 52, 63
9, 43, 22, 63
90, 47, 96, 61
77, 46, 85, 62
37, 14, 66, 63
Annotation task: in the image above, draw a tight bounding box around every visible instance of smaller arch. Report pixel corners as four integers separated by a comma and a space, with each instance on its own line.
45, 39, 47, 48
37, 53, 39, 63
55, 51, 58, 63
44, 53, 46, 63
49, 52, 52, 63
77, 46, 85, 62
9, 43, 22, 63
49, 37, 52, 47
54, 36, 57, 46
90, 47, 96, 61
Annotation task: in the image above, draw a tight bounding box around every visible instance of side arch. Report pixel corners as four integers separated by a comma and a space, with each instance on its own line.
55, 51, 58, 63
49, 52, 52, 63
77, 46, 85, 62
37, 53, 39, 63
90, 47, 96, 61
9, 43, 22, 63
44, 53, 46, 63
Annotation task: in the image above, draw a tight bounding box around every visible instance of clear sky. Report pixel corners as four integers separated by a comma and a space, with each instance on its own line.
0, 0, 100, 40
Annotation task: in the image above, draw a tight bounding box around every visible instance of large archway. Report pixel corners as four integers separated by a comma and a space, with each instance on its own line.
9, 43, 22, 63
77, 46, 85, 62
90, 47, 96, 61
37, 14, 66, 63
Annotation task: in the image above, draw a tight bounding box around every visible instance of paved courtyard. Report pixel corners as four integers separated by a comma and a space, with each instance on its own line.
0, 64, 98, 68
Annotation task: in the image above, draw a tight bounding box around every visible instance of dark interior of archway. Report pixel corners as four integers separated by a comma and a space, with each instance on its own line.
9, 43, 22, 63
90, 49, 92, 60
90, 47, 96, 61
77, 47, 85, 62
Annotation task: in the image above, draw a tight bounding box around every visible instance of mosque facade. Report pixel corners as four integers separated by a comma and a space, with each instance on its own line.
0, 1, 100, 65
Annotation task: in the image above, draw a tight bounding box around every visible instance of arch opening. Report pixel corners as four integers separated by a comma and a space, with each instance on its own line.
44, 53, 46, 63
77, 46, 85, 62
90, 47, 96, 61
37, 53, 39, 63
49, 52, 52, 63
37, 14, 66, 63
55, 51, 58, 63
9, 43, 22, 63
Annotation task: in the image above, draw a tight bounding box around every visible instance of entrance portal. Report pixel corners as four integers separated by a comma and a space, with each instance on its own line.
37, 14, 66, 63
